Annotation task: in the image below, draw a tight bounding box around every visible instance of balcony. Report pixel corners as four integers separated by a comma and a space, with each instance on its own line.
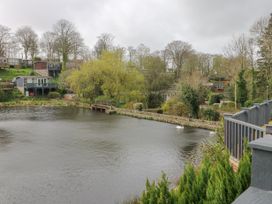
25, 83, 58, 89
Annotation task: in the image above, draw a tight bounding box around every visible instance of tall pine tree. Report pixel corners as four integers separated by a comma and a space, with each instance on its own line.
237, 69, 248, 107
257, 13, 272, 99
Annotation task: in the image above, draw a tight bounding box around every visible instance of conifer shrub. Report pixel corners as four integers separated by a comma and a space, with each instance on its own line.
244, 100, 253, 107
236, 140, 252, 195
201, 108, 220, 121
208, 93, 224, 105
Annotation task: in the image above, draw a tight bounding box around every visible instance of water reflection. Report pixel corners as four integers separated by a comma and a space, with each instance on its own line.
0, 107, 210, 204
0, 129, 12, 146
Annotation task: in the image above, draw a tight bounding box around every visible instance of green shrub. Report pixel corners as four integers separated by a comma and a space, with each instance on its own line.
95, 95, 116, 106
162, 98, 189, 116
133, 102, 143, 111
181, 85, 200, 118
201, 108, 220, 121
253, 98, 263, 104
0, 89, 24, 102
48, 92, 60, 99
244, 100, 253, 107
220, 101, 235, 108
208, 93, 224, 105
147, 93, 165, 108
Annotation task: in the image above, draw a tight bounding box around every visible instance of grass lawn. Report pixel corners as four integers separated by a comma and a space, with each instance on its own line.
0, 68, 34, 81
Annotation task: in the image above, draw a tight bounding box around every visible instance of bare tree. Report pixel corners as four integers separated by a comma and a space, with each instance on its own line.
127, 46, 136, 63
53, 19, 79, 69
94, 33, 114, 58
136, 43, 150, 69
40, 31, 57, 61
16, 26, 38, 60
0, 25, 11, 57
250, 16, 269, 40
165, 40, 193, 78
71, 32, 84, 60
224, 34, 251, 69
6, 35, 21, 58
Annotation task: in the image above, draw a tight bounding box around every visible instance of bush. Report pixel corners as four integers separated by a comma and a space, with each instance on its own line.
94, 95, 116, 106
147, 92, 165, 108
201, 108, 220, 121
48, 91, 60, 99
244, 100, 253, 107
208, 93, 224, 105
219, 101, 235, 109
162, 98, 189, 116
0, 89, 24, 102
133, 103, 143, 111
181, 85, 200, 118
253, 98, 263, 104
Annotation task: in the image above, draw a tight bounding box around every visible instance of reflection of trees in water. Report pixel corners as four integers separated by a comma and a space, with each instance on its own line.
0, 129, 12, 146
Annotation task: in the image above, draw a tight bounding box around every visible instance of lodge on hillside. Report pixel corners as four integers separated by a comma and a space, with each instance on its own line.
14, 76, 58, 96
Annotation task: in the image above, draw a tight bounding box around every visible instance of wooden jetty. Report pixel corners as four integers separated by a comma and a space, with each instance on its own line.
91, 104, 116, 114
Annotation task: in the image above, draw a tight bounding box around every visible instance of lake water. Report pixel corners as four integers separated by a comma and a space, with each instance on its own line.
0, 107, 210, 204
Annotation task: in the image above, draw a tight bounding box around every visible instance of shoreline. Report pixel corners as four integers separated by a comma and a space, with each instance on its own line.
0, 99, 219, 130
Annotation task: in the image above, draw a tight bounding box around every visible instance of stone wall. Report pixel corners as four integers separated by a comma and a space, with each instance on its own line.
116, 108, 219, 130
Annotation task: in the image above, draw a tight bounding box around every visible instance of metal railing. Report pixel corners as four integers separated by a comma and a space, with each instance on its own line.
224, 100, 272, 159
25, 83, 58, 89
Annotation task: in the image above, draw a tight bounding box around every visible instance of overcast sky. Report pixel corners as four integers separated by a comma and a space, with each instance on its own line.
0, 0, 271, 54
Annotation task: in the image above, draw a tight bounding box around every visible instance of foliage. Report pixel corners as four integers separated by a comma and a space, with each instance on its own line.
147, 93, 165, 109
208, 93, 224, 105
66, 51, 146, 104
244, 100, 253, 107
133, 103, 143, 111
201, 108, 220, 121
205, 145, 238, 204
236, 140, 252, 196
0, 68, 33, 81
140, 55, 174, 108
0, 89, 24, 102
141, 172, 173, 204
180, 85, 200, 118
257, 14, 272, 99
162, 98, 189, 116
137, 139, 251, 204
237, 69, 248, 107
197, 85, 209, 105
48, 91, 60, 99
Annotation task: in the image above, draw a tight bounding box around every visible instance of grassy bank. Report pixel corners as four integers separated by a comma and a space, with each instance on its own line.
116, 108, 219, 130
0, 68, 34, 81
0, 98, 90, 108
0, 99, 219, 130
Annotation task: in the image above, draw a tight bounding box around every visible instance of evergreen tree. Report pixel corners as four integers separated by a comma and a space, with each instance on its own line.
180, 85, 200, 118
204, 146, 237, 204
236, 69, 248, 107
257, 13, 272, 99
236, 140, 252, 195
141, 173, 173, 204
175, 164, 198, 204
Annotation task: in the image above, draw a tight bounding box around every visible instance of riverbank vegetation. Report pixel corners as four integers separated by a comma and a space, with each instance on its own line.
123, 129, 252, 204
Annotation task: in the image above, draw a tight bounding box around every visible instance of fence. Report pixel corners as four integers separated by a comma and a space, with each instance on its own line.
224, 100, 272, 159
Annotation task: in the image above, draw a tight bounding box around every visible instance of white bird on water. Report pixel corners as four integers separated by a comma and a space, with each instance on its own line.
176, 125, 184, 129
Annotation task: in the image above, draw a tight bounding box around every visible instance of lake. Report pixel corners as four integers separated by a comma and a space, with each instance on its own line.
0, 107, 210, 204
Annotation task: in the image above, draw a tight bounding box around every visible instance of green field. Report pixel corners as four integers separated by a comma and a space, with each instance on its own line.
0, 68, 34, 81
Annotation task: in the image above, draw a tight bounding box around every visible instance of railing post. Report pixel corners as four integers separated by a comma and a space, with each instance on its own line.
265, 125, 272, 135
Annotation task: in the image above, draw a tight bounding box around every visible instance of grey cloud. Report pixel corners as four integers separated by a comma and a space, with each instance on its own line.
0, 0, 271, 54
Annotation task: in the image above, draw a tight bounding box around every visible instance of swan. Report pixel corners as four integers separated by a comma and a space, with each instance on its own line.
176, 125, 184, 129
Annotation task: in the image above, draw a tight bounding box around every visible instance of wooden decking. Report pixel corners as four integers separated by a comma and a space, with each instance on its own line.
91, 104, 116, 114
